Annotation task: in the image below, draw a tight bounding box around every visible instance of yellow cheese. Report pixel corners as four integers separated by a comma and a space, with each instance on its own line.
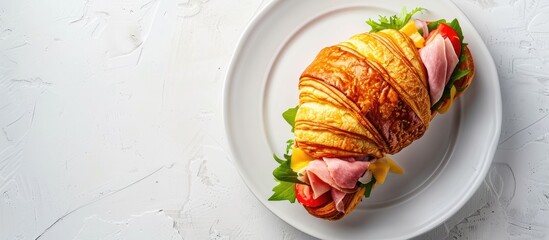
400, 21, 417, 36
369, 157, 404, 184
409, 32, 425, 48
399, 21, 426, 49
369, 159, 390, 184
290, 147, 313, 172
387, 157, 404, 174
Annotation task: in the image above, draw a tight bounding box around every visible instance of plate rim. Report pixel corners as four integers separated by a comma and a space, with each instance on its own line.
223, 0, 502, 239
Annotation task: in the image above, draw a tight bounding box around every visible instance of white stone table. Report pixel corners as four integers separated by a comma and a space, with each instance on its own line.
1, 0, 548, 239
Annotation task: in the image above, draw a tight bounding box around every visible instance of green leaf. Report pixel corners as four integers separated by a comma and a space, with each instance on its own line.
363, 177, 377, 198
283, 154, 291, 162
285, 139, 295, 154
273, 160, 306, 184
282, 106, 299, 132
456, 86, 467, 92
459, 52, 469, 62
268, 180, 296, 203
273, 153, 285, 164
366, 7, 424, 32
427, 19, 446, 32
450, 69, 471, 82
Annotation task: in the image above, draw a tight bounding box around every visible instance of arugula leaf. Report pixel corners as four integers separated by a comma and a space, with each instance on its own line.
427, 19, 446, 32
269, 106, 303, 202
269, 141, 305, 202
459, 52, 469, 62
283, 154, 291, 161
366, 7, 424, 32
285, 139, 295, 154
450, 69, 471, 82
272, 156, 306, 184
268, 180, 296, 203
282, 106, 299, 132
273, 153, 285, 164
362, 177, 377, 198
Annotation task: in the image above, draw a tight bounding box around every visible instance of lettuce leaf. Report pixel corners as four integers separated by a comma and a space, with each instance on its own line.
269, 106, 304, 202
282, 106, 299, 132
269, 148, 305, 202
272, 156, 305, 184
367, 7, 424, 32
268, 181, 296, 203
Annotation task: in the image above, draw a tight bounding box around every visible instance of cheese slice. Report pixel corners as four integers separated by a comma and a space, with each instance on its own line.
387, 157, 404, 174
368, 157, 404, 184
290, 147, 313, 172
399, 21, 426, 48
400, 21, 418, 36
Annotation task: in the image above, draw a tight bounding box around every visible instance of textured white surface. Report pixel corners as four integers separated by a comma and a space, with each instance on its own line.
0, 0, 548, 239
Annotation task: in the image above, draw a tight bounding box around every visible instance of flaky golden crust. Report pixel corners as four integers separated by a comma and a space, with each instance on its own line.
295, 30, 430, 160
341, 31, 431, 125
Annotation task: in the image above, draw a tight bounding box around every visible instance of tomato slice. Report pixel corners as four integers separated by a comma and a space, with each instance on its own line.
426, 23, 461, 56
295, 184, 332, 207
438, 23, 461, 56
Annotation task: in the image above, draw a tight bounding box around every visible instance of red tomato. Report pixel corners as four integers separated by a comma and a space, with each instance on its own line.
438, 23, 461, 56
426, 23, 461, 56
295, 184, 331, 207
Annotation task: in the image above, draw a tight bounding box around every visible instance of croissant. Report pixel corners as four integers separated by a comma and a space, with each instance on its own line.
266, 9, 476, 221
296, 29, 431, 159
294, 29, 475, 220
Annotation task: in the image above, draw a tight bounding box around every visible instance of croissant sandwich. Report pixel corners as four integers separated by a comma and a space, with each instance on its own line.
268, 8, 475, 220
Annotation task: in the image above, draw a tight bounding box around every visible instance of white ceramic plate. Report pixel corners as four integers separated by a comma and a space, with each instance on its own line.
224, 0, 501, 239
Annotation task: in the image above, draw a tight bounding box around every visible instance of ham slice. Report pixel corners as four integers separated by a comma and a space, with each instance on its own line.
302, 157, 370, 211
420, 34, 447, 105
297, 168, 308, 184
419, 34, 459, 105
323, 157, 370, 189
331, 189, 347, 212
444, 38, 459, 84
306, 160, 336, 188
308, 170, 332, 199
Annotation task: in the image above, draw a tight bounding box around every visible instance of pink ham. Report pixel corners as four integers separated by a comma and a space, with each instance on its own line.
443, 37, 459, 84
420, 34, 447, 105
331, 189, 347, 212
308, 170, 332, 199
297, 168, 308, 184
306, 160, 336, 188
420, 34, 460, 105
302, 157, 370, 212
323, 157, 370, 189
